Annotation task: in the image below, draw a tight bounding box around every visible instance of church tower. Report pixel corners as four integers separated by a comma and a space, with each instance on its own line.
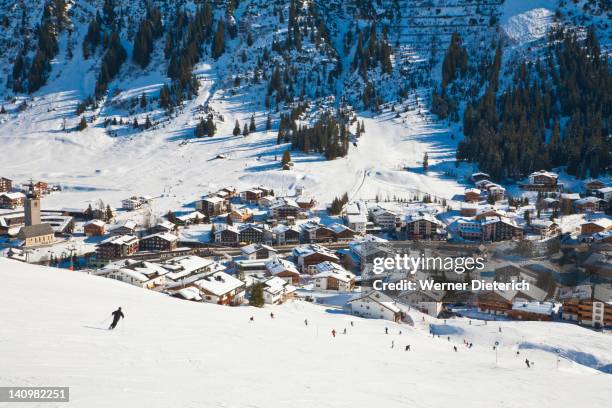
24, 180, 41, 226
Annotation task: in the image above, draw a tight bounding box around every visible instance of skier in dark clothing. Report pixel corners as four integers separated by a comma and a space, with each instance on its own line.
525, 359, 531, 368
405, 345, 411, 351
304, 319, 308, 326
385, 327, 388, 334
109, 307, 124, 330
453, 346, 457, 352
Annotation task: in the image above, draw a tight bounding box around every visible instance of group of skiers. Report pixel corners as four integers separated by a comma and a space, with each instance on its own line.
106, 307, 535, 368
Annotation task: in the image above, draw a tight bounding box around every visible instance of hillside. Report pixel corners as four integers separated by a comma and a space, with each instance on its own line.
0, 0, 609, 213
1, 258, 612, 407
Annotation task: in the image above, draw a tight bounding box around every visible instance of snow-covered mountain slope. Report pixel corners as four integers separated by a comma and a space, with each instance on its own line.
0, 0, 609, 210
1, 258, 611, 408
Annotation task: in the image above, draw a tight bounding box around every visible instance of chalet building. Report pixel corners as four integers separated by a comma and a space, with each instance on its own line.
293, 244, 340, 274
84, 219, 106, 236
271, 224, 300, 245
219, 186, 237, 198
193, 272, 245, 305
121, 197, 141, 210
580, 218, 612, 236
265, 258, 300, 284
507, 301, 554, 321
521, 170, 560, 192
398, 290, 445, 317
529, 220, 560, 237
0, 177, 12, 192
345, 213, 367, 234
348, 291, 402, 322
257, 195, 276, 208
0, 192, 25, 209
313, 262, 356, 292
583, 179, 605, 195
476, 286, 547, 317
329, 223, 356, 242
457, 217, 523, 242
486, 184, 506, 201
229, 207, 252, 223
240, 243, 277, 260
296, 196, 316, 210
174, 211, 205, 226
594, 187, 612, 202
239, 224, 270, 244
97, 235, 140, 259
17, 224, 55, 247
404, 214, 445, 240
464, 188, 481, 203
106, 263, 168, 290
560, 285, 612, 328
215, 225, 240, 246
574, 196, 607, 213
260, 276, 297, 304
163, 256, 226, 287
240, 188, 264, 204
110, 220, 137, 236
269, 198, 300, 219
460, 203, 478, 217
152, 220, 175, 234
369, 207, 402, 231
139, 232, 179, 252
560, 193, 581, 215
470, 172, 490, 183
303, 223, 336, 243
195, 196, 226, 217
542, 197, 560, 210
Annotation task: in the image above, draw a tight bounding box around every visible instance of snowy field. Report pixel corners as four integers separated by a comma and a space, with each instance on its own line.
0, 70, 467, 214
1, 258, 611, 408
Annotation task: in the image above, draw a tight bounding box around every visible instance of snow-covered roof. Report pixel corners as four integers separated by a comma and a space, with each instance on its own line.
511, 301, 554, 315
174, 287, 202, 301
142, 232, 179, 242
314, 262, 355, 283
262, 276, 296, 295
85, 219, 105, 228
100, 235, 139, 246
194, 272, 244, 296
0, 192, 25, 200
163, 255, 218, 280
348, 291, 401, 313
266, 258, 299, 276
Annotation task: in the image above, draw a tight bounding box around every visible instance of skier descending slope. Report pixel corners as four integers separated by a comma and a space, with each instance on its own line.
109, 307, 124, 330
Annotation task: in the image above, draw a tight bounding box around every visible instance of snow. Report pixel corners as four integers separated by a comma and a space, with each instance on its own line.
502, 7, 556, 43
2, 258, 612, 407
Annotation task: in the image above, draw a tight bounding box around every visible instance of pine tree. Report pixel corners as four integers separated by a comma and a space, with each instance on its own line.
212, 20, 225, 59
249, 115, 256, 132
105, 204, 114, 221
77, 116, 88, 131
233, 120, 241, 136
242, 123, 249, 136
423, 152, 429, 172
266, 115, 272, 130
249, 282, 265, 307
281, 150, 291, 167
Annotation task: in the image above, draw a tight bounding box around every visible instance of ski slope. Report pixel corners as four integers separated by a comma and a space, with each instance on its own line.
1, 258, 611, 408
